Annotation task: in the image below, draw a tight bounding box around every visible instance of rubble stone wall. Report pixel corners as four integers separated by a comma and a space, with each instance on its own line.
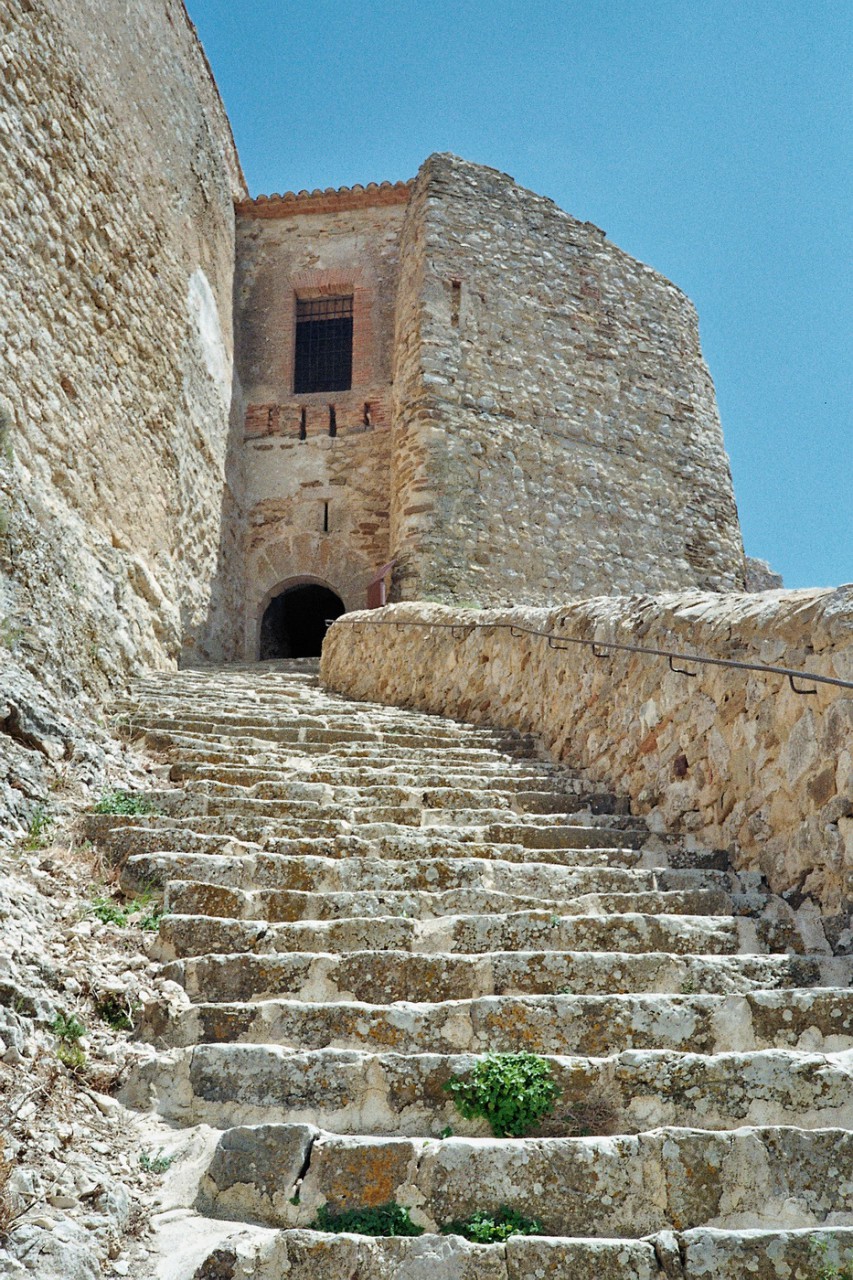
0, 0, 245, 677
322, 588, 853, 942
390, 154, 746, 605
0, 0, 244, 828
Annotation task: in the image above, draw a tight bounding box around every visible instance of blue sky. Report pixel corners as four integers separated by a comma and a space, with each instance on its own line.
186, 0, 851, 588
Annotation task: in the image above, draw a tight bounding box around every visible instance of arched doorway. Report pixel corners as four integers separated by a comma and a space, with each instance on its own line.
259, 582, 345, 659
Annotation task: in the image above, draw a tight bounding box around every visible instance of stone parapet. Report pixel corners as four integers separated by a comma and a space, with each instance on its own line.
322, 587, 853, 943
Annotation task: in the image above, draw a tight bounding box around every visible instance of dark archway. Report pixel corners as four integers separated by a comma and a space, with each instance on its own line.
259, 584, 345, 659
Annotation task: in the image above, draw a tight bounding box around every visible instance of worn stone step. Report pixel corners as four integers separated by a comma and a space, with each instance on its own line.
147, 988, 853, 1055
162, 739, 547, 766
177, 1224, 853, 1280
160, 948, 852, 1005
174, 764, 597, 793
190, 787, 610, 818
126, 1042, 853, 1137
162, 879, 735, 924
123, 850, 737, 899
121, 838, 660, 882
89, 809, 649, 849
139, 718, 541, 754
154, 909, 802, 961
193, 1123, 853, 1237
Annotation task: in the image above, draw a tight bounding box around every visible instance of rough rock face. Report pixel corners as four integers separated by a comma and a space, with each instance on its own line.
0, 768, 202, 1280
322, 588, 853, 944
79, 661, 853, 1278
0, 0, 245, 738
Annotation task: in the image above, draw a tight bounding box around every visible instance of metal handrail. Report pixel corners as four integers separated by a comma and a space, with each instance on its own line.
327, 614, 853, 696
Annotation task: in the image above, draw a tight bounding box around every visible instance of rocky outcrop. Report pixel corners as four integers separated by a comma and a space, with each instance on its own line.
322, 588, 853, 946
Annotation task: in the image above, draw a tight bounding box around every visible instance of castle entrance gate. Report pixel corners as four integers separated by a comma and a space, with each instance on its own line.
259, 582, 345, 659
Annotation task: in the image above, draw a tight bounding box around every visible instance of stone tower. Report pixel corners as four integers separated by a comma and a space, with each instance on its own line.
235, 153, 745, 658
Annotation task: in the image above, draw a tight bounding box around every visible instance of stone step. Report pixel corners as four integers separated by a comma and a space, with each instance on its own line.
125, 1042, 853, 1137
160, 948, 851, 1005
162, 879, 736, 923
122, 850, 738, 899
154, 909, 802, 961
138, 718, 541, 753
186, 786, 612, 818
160, 739, 548, 766
147, 988, 853, 1055
123, 836, 663, 876
193, 1123, 853, 1237
172, 767, 599, 796
88, 805, 648, 841
176, 1225, 853, 1280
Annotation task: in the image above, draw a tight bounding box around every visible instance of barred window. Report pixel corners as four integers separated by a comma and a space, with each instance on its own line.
294, 295, 353, 394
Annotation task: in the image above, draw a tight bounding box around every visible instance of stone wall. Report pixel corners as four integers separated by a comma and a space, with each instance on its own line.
235, 191, 408, 649
0, 0, 244, 827
322, 588, 853, 945
390, 154, 745, 605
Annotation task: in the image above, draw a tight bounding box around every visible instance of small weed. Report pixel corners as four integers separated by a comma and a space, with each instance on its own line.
88, 889, 162, 932
444, 1053, 560, 1138
23, 805, 53, 851
52, 1011, 86, 1070
0, 400, 13, 463
0, 620, 24, 650
289, 1191, 300, 1206
310, 1201, 423, 1237
51, 1012, 85, 1042
139, 1151, 174, 1175
557, 985, 574, 995
95, 992, 140, 1032
93, 790, 158, 817
679, 976, 697, 995
811, 1239, 853, 1280
439, 1126, 454, 1139
549, 915, 561, 928
441, 1205, 542, 1243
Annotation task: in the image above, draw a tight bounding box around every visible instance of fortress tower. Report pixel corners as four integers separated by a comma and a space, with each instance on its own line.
235, 154, 745, 659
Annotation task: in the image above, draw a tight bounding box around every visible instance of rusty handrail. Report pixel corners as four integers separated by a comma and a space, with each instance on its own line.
327, 614, 853, 696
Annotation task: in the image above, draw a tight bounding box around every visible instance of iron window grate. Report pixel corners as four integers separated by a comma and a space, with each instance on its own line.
294, 295, 354, 394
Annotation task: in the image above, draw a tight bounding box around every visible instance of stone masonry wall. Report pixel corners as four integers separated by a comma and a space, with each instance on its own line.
322, 588, 853, 946
391, 154, 745, 605
236, 192, 407, 648
0, 0, 244, 828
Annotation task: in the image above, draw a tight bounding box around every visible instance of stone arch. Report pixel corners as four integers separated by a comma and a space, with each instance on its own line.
245, 531, 373, 658
258, 574, 345, 659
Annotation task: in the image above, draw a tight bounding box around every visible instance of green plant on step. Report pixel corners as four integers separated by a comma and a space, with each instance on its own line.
93, 789, 158, 816
441, 1205, 542, 1244
309, 1201, 423, 1237
444, 1052, 560, 1138
88, 888, 162, 932
811, 1239, 853, 1280
51, 1011, 86, 1069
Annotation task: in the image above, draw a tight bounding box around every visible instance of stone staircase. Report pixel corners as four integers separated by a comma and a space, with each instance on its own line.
94, 661, 853, 1279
